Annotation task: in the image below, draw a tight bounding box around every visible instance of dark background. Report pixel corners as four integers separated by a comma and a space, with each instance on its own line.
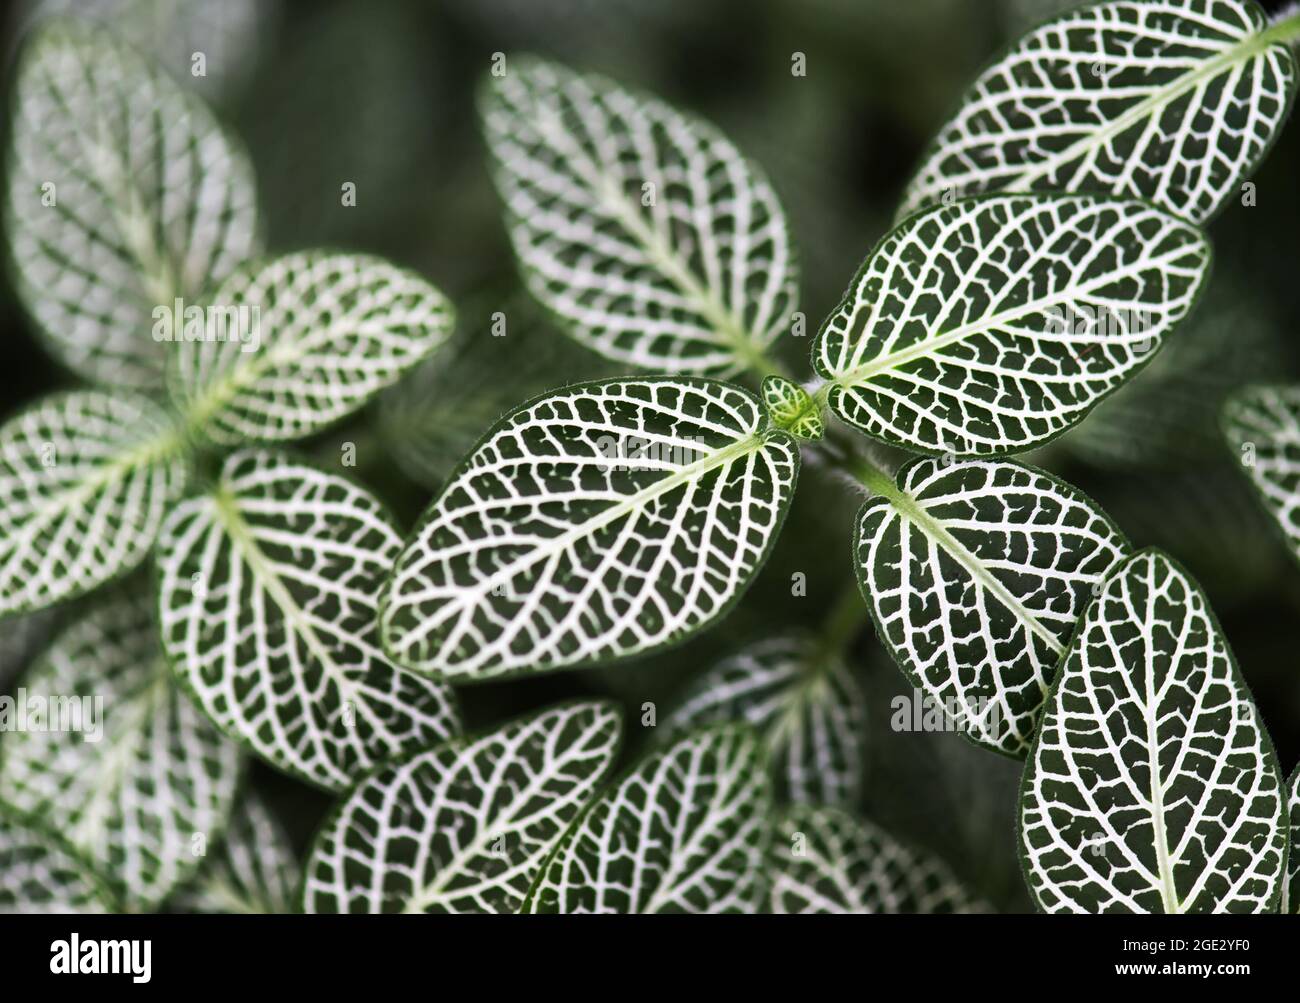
2, 0, 1299, 912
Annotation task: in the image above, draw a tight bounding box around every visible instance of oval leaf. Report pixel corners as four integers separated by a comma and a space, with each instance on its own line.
769, 805, 986, 914
815, 194, 1209, 456
1222, 384, 1300, 564
0, 390, 187, 616
0, 589, 243, 910
482, 57, 797, 376
0, 811, 109, 914
302, 701, 621, 914
171, 792, 300, 914
1020, 548, 1288, 913
899, 0, 1298, 224
5, 17, 259, 388
856, 457, 1129, 757
524, 726, 772, 913
156, 449, 460, 791
381, 378, 799, 680
666, 634, 867, 805
171, 252, 454, 444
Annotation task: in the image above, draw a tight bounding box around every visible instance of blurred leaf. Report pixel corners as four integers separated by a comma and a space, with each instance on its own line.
0, 588, 243, 910
1223, 383, 1300, 567
0, 391, 187, 616
525, 725, 771, 913
302, 701, 621, 914
769, 804, 987, 914
5, 18, 259, 387
156, 449, 460, 791
171, 252, 454, 445
0, 809, 110, 913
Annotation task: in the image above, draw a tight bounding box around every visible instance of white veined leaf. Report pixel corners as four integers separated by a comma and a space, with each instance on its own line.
481, 56, 797, 377
170, 252, 455, 445
301, 700, 621, 914
25, 0, 271, 101
856, 457, 1129, 757
815, 193, 1209, 456
381, 378, 799, 680
769, 805, 987, 914
1285, 766, 1299, 914
1020, 548, 1288, 913
156, 450, 460, 791
524, 725, 771, 913
4, 17, 260, 388
899, 0, 1298, 225
0, 810, 110, 913
0, 390, 188, 616
0, 589, 244, 910
760, 375, 824, 441
665, 635, 866, 805
171, 792, 299, 914
1222, 384, 1300, 564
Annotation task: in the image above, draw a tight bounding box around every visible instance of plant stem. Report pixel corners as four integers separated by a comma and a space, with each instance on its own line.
814, 584, 869, 665
1264, 5, 1300, 46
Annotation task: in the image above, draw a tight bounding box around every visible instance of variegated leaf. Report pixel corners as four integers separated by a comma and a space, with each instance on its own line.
761, 375, 824, 441
381, 378, 799, 680
900, 0, 1299, 225
302, 701, 621, 914
769, 805, 986, 914
1222, 384, 1300, 564
4, 17, 259, 388
482, 57, 797, 377
665, 635, 866, 805
0, 390, 188, 616
524, 726, 771, 913
1020, 548, 1288, 913
171, 252, 454, 445
171, 792, 299, 914
856, 457, 1129, 757
815, 194, 1209, 456
156, 449, 459, 791
0, 810, 110, 913
0, 589, 243, 910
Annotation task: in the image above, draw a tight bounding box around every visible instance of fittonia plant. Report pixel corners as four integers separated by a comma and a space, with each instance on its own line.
2, 0, 1300, 915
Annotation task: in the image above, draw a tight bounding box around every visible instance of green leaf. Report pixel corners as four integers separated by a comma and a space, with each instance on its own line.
815, 193, 1210, 456
381, 378, 799, 680
171, 792, 300, 914
665, 634, 866, 805
524, 725, 771, 913
482, 56, 797, 377
301, 701, 621, 914
1286, 765, 1299, 914
156, 449, 460, 791
899, 0, 1298, 225
0, 390, 188, 616
4, 17, 260, 388
761, 375, 824, 441
171, 252, 454, 445
769, 805, 987, 914
1222, 384, 1300, 564
0, 589, 243, 910
856, 457, 1129, 757
0, 810, 110, 913
1020, 548, 1288, 913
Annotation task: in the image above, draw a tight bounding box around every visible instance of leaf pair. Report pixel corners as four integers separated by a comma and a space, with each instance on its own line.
302, 703, 774, 914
